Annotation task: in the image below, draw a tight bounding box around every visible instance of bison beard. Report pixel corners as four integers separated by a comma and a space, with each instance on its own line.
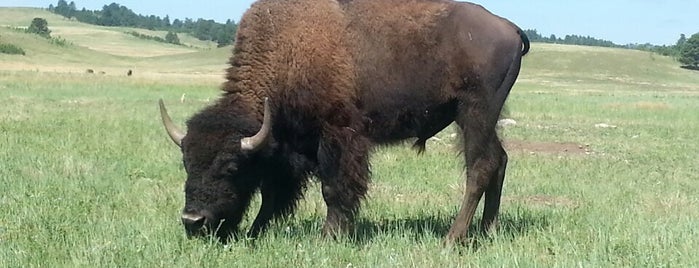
159, 0, 529, 244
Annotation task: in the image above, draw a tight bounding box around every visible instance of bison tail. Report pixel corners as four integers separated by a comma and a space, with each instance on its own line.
519, 29, 530, 56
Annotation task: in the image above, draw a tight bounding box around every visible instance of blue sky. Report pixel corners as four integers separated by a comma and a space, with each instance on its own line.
1, 0, 697, 45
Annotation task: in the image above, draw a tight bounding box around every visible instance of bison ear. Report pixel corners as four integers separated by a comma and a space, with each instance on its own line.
240, 98, 272, 152
159, 99, 186, 147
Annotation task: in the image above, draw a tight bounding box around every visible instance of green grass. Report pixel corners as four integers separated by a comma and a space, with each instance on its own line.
1, 8, 698, 267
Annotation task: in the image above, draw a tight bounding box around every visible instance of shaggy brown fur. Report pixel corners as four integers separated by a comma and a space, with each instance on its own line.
163, 0, 529, 243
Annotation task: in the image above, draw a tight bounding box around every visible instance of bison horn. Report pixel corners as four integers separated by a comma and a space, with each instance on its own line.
240, 98, 272, 151
159, 99, 186, 147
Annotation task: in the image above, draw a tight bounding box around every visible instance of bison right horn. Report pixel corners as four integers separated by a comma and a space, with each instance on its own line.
241, 98, 272, 151
159, 99, 186, 147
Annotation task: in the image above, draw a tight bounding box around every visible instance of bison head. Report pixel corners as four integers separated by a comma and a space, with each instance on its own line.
158, 98, 271, 242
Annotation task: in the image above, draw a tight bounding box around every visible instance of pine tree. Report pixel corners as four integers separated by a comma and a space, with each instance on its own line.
678, 33, 699, 69
676, 34, 687, 48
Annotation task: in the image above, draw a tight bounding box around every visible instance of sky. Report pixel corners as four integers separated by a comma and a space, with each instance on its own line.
1, 0, 697, 45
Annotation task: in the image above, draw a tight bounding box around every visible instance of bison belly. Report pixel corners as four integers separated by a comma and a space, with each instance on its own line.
361, 94, 457, 146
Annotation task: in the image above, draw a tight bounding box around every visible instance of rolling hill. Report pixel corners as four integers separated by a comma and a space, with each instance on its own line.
0, 7, 230, 77
519, 44, 699, 94
0, 7, 697, 92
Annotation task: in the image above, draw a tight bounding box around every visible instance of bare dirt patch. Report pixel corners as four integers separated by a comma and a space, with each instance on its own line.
504, 140, 590, 155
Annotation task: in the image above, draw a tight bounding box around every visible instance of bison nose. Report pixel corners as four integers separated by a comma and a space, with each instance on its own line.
181, 213, 206, 233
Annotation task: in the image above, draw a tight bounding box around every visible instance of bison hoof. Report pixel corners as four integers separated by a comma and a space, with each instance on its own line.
322, 221, 354, 239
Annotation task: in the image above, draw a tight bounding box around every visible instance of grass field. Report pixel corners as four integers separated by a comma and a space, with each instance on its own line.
1, 7, 698, 267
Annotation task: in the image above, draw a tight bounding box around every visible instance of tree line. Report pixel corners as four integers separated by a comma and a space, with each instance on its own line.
48, 0, 237, 47
44, 1, 698, 69
523, 29, 620, 48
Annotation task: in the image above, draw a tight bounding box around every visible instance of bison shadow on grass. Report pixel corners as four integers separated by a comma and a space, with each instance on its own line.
253, 211, 551, 247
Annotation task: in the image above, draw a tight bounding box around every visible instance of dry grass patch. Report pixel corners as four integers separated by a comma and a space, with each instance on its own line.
49, 26, 198, 57
641, 194, 697, 217
504, 140, 591, 155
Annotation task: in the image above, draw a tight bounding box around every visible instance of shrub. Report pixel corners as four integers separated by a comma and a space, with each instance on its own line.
27, 17, 51, 38
49, 36, 71, 47
0, 43, 26, 55
128, 31, 181, 45
165, 31, 180, 45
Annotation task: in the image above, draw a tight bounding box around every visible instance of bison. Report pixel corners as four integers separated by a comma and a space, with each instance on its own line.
159, 0, 529, 243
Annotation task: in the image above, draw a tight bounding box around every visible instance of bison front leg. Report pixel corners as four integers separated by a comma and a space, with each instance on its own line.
248, 184, 276, 238
317, 126, 371, 237
248, 173, 307, 238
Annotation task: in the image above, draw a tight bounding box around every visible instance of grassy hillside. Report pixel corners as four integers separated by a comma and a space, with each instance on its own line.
521, 43, 699, 93
0, 7, 231, 80
0, 8, 218, 56
1, 7, 698, 267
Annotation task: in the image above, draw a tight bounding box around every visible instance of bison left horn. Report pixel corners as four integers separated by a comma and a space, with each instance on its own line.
159, 99, 186, 147
240, 98, 272, 151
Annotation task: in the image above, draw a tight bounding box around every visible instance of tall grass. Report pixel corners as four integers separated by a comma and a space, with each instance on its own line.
2, 65, 697, 266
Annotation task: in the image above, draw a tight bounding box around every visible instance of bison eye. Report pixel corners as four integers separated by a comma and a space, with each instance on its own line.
226, 162, 238, 173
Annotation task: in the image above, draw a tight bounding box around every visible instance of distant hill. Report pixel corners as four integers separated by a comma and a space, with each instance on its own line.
1, 7, 697, 92
0, 7, 230, 76
0, 8, 219, 55
523, 29, 682, 58
519, 43, 699, 94
47, 1, 237, 47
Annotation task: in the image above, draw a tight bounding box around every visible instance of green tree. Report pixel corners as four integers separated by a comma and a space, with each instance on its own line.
549, 34, 558, 43
163, 15, 171, 27
67, 1, 76, 17
676, 34, 687, 48
165, 31, 180, 45
678, 33, 699, 69
27, 17, 51, 38
54, 0, 69, 16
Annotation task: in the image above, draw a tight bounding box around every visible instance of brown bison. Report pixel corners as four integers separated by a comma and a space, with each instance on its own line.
159, 0, 529, 243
